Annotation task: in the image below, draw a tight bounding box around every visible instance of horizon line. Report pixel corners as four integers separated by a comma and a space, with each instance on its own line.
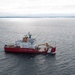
0, 15, 75, 18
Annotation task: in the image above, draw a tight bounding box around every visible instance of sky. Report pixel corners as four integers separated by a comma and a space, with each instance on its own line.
0, 0, 75, 16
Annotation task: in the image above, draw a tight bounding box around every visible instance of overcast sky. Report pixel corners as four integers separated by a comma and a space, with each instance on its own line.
0, 0, 75, 16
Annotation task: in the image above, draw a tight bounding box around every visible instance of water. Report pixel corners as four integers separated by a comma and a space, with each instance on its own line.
0, 18, 75, 75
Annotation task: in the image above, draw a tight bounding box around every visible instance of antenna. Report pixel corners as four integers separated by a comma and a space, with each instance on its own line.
28, 32, 32, 38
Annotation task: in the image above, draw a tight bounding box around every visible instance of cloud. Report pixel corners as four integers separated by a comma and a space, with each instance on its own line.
0, 0, 75, 16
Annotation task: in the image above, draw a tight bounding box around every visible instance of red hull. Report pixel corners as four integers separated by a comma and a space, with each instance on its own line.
4, 47, 48, 54
4, 46, 56, 54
